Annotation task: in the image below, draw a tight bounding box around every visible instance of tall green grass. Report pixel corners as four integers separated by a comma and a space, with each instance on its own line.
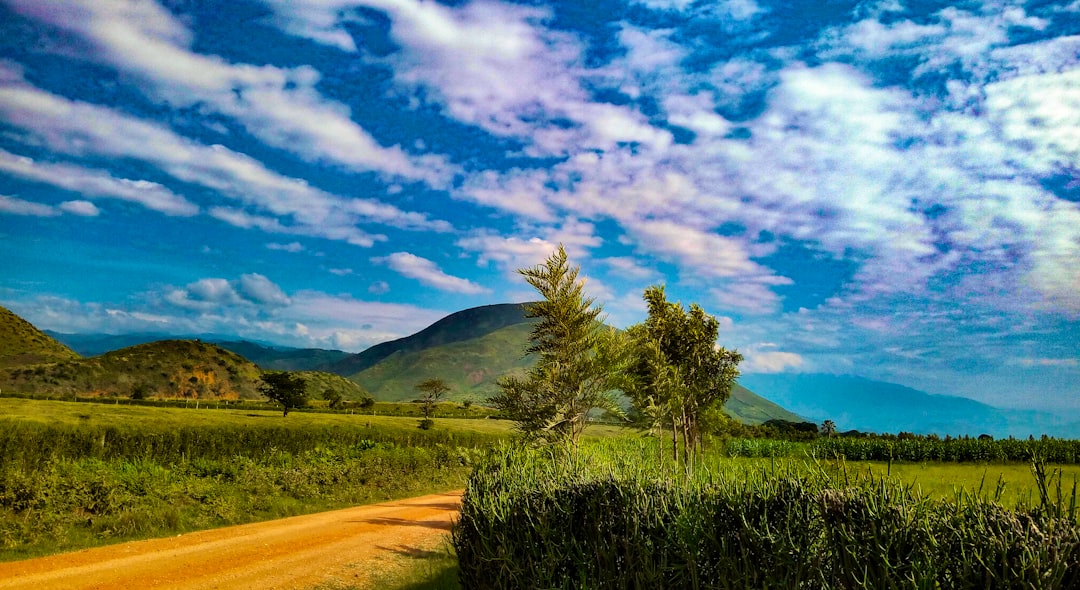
723, 435, 1080, 464
454, 440, 1080, 589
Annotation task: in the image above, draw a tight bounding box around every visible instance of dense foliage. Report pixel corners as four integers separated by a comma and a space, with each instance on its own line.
624, 285, 743, 462
491, 246, 625, 445
454, 442, 1080, 589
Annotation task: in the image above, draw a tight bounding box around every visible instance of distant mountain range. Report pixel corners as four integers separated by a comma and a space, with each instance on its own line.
739, 373, 1080, 439
20, 303, 1074, 437
46, 331, 351, 371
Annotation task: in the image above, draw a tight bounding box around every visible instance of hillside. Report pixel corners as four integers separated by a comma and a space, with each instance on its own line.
738, 373, 1079, 438
353, 322, 537, 402
349, 304, 803, 425
0, 305, 80, 368
0, 340, 264, 399
293, 370, 372, 402
324, 303, 532, 376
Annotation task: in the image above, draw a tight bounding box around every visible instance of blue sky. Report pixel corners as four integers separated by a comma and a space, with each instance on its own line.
0, 0, 1077, 411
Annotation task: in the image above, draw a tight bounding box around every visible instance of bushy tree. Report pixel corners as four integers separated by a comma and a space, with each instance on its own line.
259, 371, 308, 417
625, 285, 742, 462
490, 246, 626, 447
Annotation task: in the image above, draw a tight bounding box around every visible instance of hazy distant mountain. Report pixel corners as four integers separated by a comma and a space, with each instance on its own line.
345, 303, 803, 425
1, 306, 80, 368
211, 341, 351, 371
738, 373, 1078, 438
46, 331, 350, 371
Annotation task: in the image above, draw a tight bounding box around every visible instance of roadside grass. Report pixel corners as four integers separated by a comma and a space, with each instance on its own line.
0, 398, 628, 438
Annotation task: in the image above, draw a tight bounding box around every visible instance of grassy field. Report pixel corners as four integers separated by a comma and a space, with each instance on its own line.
0, 397, 632, 437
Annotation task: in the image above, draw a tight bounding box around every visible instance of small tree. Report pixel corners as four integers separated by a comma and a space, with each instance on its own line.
416, 378, 450, 424
322, 388, 345, 410
259, 371, 308, 417
822, 419, 837, 437
625, 285, 742, 463
490, 245, 626, 447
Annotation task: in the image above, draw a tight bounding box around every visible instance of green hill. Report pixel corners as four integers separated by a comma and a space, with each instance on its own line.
0, 339, 265, 399
324, 303, 532, 376
353, 322, 537, 402
349, 304, 803, 425
0, 305, 80, 368
293, 370, 372, 402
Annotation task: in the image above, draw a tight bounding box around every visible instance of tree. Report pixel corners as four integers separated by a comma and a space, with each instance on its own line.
322, 388, 345, 410
625, 286, 742, 463
416, 378, 450, 426
259, 371, 308, 416
822, 419, 837, 437
490, 245, 626, 447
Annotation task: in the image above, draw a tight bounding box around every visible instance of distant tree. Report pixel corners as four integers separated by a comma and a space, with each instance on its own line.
624, 285, 742, 463
490, 245, 627, 447
416, 378, 450, 421
259, 371, 308, 416
822, 419, 837, 437
322, 388, 344, 410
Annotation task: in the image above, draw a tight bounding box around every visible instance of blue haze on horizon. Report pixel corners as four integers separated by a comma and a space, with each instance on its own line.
0, 0, 1077, 411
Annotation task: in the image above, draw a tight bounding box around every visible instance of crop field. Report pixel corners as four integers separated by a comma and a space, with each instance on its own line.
455, 440, 1080, 589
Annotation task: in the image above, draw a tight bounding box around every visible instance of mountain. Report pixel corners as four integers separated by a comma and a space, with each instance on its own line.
47, 331, 349, 371
738, 373, 1079, 438
212, 341, 351, 371
323, 303, 533, 376
347, 303, 803, 425
0, 339, 265, 399
351, 321, 537, 402
0, 305, 80, 368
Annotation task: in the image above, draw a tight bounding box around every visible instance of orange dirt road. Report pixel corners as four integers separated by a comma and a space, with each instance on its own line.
0, 491, 463, 590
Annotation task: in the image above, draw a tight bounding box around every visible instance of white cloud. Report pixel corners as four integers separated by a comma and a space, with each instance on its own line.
328, 268, 353, 276
266, 242, 305, 253
0, 195, 58, 217
237, 273, 291, 306
261, 0, 671, 156
457, 219, 602, 274
58, 200, 100, 217
0, 149, 198, 216
4, 0, 450, 183
373, 251, 490, 294
368, 280, 390, 294
0, 73, 445, 245
743, 348, 805, 373
165, 274, 290, 309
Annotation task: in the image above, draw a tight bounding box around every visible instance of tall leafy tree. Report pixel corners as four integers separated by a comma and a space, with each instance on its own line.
259, 371, 308, 417
490, 245, 626, 446
625, 286, 743, 462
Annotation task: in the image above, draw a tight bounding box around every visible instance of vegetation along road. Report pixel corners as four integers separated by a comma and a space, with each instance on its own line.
0, 491, 462, 590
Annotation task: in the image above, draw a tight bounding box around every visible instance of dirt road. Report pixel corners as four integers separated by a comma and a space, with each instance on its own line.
0, 491, 463, 590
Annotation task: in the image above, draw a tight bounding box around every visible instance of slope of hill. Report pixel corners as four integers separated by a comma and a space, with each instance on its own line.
324, 303, 532, 376
738, 373, 1079, 438
349, 304, 803, 425
0, 306, 80, 368
353, 322, 537, 402
294, 370, 372, 402
0, 340, 264, 399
